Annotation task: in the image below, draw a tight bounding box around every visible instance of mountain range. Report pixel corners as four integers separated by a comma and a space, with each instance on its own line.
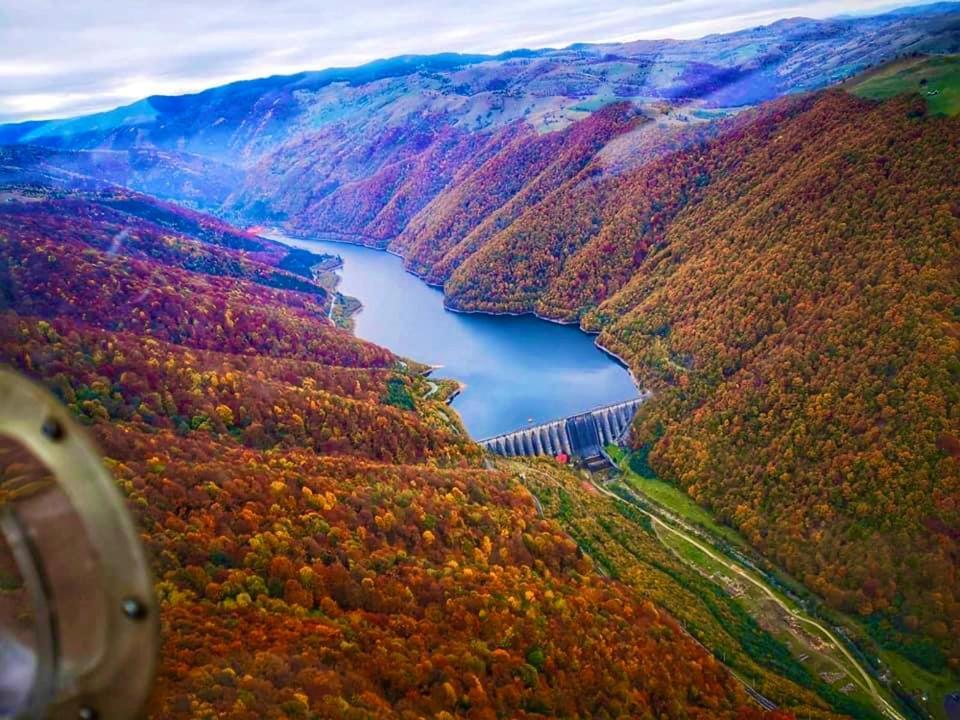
1, 3, 959, 718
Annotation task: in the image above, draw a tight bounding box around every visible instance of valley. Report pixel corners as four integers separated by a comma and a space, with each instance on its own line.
274, 217, 955, 717
511, 456, 902, 720
0, 4, 958, 719
272, 233, 639, 439
0, 186, 785, 719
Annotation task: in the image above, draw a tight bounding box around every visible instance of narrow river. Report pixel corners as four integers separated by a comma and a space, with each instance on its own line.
275, 235, 639, 439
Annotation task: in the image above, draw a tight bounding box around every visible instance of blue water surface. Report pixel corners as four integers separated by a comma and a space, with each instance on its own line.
276, 235, 638, 439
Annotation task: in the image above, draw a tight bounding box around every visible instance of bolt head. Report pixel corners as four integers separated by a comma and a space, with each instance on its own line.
122, 597, 148, 621
42, 417, 64, 441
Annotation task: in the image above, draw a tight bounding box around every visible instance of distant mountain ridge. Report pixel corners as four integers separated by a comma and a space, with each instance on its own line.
2, 2, 958, 161
2, 2, 957, 256
881, 1, 960, 16
1, 0, 958, 704
0, 144, 241, 210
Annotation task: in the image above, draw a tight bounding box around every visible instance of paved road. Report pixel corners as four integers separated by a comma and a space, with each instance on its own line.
586, 475, 908, 720
515, 463, 777, 711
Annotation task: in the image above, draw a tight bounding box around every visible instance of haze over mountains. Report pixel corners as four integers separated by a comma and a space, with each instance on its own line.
2, 4, 959, 284
2, 4, 958, 158
1, 3, 959, 718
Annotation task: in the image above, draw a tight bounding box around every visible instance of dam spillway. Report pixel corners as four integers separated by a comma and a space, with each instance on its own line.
478, 395, 650, 468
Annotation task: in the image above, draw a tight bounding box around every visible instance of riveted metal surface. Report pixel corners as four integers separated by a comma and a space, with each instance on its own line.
0, 369, 158, 720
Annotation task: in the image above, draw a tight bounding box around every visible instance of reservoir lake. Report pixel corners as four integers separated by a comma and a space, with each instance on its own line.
275, 235, 639, 439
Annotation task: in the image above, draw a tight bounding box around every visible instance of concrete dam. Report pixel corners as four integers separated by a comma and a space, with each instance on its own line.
479, 394, 649, 468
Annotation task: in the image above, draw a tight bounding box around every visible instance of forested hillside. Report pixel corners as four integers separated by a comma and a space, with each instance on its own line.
588, 91, 960, 672
3, 5, 956, 241
395, 103, 643, 277
2, 5, 959, 712
238, 73, 960, 680
0, 184, 784, 718
396, 87, 959, 670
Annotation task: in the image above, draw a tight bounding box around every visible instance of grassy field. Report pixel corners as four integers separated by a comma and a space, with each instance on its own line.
850, 55, 960, 116
606, 445, 749, 549
880, 648, 958, 719
331, 292, 362, 329
508, 456, 884, 719
606, 445, 958, 719
652, 522, 892, 717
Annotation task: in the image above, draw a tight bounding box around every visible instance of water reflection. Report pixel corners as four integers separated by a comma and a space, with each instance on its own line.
276, 236, 639, 439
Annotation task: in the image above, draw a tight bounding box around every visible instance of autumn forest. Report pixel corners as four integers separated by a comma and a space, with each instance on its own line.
1, 5, 959, 720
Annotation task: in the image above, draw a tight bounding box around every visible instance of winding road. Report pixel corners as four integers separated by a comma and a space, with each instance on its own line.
586, 474, 908, 720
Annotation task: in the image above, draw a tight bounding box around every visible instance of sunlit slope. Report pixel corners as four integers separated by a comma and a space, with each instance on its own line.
850, 54, 960, 116
587, 91, 960, 672
0, 184, 780, 718
433, 85, 960, 680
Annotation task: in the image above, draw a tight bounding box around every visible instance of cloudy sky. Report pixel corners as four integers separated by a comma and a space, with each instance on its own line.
0, 0, 932, 123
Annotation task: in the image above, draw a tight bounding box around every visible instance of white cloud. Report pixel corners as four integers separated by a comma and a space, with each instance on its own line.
0, 0, 939, 122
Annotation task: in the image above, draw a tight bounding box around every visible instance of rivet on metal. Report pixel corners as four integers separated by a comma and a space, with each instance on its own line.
41, 417, 65, 441
121, 597, 148, 621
